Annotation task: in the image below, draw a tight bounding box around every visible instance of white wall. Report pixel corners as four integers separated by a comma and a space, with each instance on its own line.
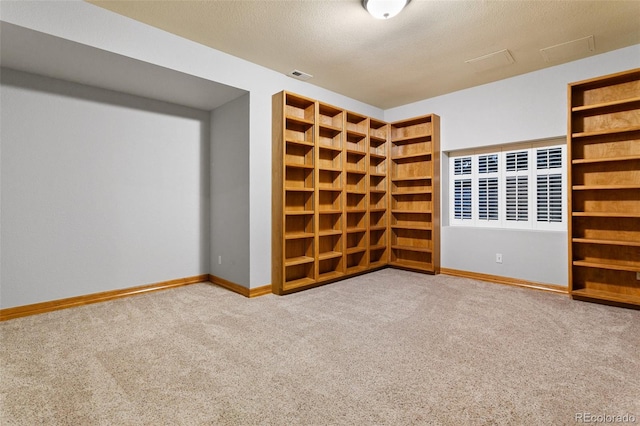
386, 45, 640, 286
0, 69, 211, 308
0, 0, 385, 290
210, 94, 250, 286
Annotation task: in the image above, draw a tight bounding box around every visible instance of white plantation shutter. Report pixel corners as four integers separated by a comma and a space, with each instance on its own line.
535, 146, 565, 227
454, 179, 472, 220
453, 156, 473, 222
454, 157, 472, 175
478, 154, 499, 222
449, 141, 565, 230
537, 147, 562, 170
478, 154, 498, 174
537, 174, 562, 222
479, 178, 499, 220
505, 176, 528, 221
506, 151, 528, 171
504, 149, 529, 225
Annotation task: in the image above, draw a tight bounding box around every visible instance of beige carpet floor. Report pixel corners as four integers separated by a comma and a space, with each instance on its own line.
1, 269, 638, 425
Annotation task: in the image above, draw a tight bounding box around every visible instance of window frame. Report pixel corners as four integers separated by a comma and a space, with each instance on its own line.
448, 139, 566, 231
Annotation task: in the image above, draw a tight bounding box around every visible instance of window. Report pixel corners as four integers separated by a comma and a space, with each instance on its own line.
449, 140, 566, 230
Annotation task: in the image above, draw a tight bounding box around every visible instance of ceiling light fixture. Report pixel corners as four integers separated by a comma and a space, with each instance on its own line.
362, 0, 410, 20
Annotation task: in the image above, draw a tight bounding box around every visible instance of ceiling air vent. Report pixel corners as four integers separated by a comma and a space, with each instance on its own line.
540, 35, 595, 63
288, 69, 313, 81
465, 49, 515, 73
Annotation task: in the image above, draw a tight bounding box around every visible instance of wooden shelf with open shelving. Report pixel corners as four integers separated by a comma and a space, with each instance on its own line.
568, 68, 640, 308
389, 114, 440, 274
274, 91, 440, 294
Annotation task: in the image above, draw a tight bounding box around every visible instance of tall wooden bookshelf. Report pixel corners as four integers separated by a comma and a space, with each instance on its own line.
389, 115, 440, 273
568, 68, 640, 308
273, 91, 440, 294
368, 119, 390, 268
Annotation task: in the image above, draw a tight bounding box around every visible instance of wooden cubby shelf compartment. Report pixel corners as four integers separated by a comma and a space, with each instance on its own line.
283, 277, 316, 290
317, 270, 344, 282
318, 251, 343, 261
285, 187, 314, 192
346, 227, 367, 233
285, 232, 315, 240
346, 149, 367, 158
346, 247, 366, 255
285, 163, 314, 170
391, 190, 432, 195
391, 245, 433, 253
573, 212, 640, 218
568, 68, 640, 307
369, 134, 386, 144
285, 93, 315, 119
318, 229, 342, 237
572, 238, 640, 247
318, 123, 342, 133
392, 152, 431, 160
318, 144, 342, 152
286, 139, 314, 147
274, 92, 439, 294
346, 128, 367, 137
571, 289, 640, 306
345, 111, 369, 136
571, 96, 640, 112
286, 116, 314, 127
346, 169, 367, 175
285, 210, 314, 215
573, 185, 640, 190
573, 261, 640, 273
572, 126, 640, 139
318, 102, 343, 126
391, 176, 432, 182
391, 224, 432, 230
573, 155, 640, 164
285, 255, 315, 267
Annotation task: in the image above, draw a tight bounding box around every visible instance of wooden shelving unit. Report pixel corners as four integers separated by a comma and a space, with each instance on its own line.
568, 68, 640, 308
273, 92, 317, 292
368, 119, 389, 268
316, 102, 345, 284
273, 91, 440, 294
389, 115, 440, 273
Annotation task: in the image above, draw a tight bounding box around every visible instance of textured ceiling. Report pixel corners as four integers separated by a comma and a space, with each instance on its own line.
88, 0, 640, 109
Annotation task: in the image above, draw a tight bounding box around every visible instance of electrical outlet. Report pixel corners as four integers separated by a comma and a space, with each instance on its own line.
218, 256, 222, 265
637, 272, 640, 280
496, 253, 503, 264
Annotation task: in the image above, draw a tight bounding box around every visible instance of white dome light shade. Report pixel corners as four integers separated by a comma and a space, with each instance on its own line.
363, 0, 409, 20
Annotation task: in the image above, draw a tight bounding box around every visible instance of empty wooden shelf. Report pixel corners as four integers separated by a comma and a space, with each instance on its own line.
568, 68, 640, 308
273, 91, 440, 294
389, 115, 440, 273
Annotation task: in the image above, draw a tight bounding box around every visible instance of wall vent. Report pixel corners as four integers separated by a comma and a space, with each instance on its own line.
288, 69, 313, 81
